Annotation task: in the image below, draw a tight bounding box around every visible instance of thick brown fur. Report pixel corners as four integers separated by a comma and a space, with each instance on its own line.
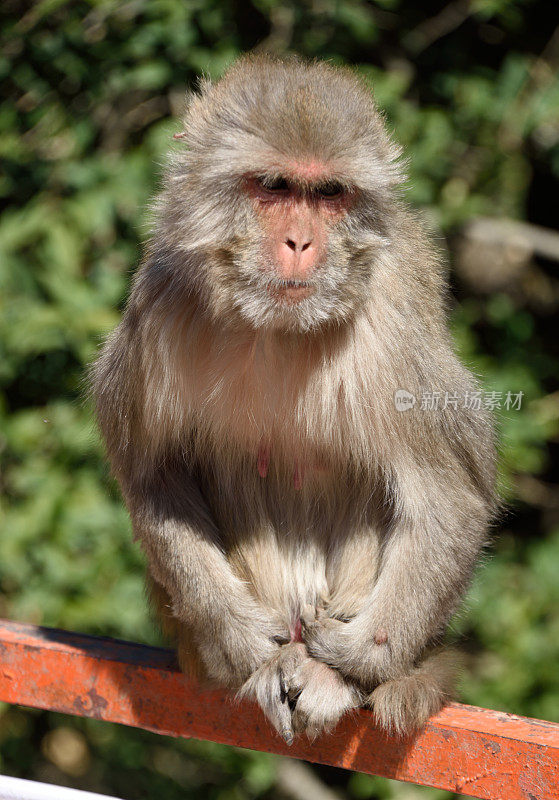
93, 54, 496, 743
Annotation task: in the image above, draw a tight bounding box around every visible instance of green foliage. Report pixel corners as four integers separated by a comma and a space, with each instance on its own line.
1, 1, 558, 798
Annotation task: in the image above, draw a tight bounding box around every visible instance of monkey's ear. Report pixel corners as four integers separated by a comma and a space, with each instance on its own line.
179, 76, 213, 132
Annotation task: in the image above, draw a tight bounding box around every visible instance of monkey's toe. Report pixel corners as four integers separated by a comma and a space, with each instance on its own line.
238, 657, 294, 744
367, 677, 438, 735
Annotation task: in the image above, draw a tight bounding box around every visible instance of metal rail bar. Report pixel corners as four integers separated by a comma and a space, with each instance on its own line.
0, 619, 557, 800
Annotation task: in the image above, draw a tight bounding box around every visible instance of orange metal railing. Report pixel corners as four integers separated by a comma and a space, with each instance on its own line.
0, 619, 557, 799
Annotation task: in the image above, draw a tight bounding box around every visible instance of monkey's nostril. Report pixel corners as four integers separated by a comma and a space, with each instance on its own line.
285, 239, 312, 252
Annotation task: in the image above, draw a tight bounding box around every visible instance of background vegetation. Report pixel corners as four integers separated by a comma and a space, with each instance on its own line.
1, 1, 558, 798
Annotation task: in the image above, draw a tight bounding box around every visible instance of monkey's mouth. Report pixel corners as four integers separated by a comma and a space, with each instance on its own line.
267, 279, 314, 304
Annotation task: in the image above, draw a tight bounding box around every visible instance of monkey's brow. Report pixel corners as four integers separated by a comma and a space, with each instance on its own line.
257, 171, 353, 192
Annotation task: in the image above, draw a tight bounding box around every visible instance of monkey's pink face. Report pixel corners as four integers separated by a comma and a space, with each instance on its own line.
228, 165, 366, 332
246, 171, 350, 293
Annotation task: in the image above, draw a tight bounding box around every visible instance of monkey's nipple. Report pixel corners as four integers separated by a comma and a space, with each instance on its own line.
293, 460, 304, 491
257, 440, 270, 478
373, 629, 389, 646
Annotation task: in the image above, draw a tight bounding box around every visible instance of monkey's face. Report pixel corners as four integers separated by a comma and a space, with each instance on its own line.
220, 169, 382, 333
169, 57, 403, 332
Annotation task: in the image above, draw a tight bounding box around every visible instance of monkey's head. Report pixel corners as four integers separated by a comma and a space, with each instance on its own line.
163, 55, 403, 333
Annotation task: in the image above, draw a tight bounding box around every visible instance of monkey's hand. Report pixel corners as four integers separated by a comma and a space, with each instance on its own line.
238, 642, 360, 744
238, 642, 307, 745
196, 608, 289, 688
304, 618, 460, 735
303, 615, 405, 689
289, 654, 362, 741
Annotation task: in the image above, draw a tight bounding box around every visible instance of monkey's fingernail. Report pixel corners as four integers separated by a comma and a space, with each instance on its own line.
282, 730, 294, 746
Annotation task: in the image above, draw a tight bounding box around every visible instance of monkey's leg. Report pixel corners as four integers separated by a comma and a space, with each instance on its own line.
127, 467, 289, 688
305, 463, 491, 732
239, 642, 361, 744
366, 649, 461, 734
147, 575, 206, 681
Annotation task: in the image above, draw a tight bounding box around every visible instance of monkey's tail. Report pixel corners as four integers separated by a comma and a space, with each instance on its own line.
366, 649, 462, 735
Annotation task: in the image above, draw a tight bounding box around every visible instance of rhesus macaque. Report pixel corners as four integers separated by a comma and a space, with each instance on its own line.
94, 55, 496, 743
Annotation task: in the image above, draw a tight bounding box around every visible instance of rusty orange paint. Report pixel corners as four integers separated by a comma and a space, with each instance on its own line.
0, 619, 557, 799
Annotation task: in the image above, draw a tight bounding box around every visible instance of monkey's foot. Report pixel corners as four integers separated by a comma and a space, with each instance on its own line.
366, 650, 460, 735
304, 619, 460, 734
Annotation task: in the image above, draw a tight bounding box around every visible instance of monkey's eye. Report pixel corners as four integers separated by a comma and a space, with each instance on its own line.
315, 181, 344, 199
256, 176, 290, 193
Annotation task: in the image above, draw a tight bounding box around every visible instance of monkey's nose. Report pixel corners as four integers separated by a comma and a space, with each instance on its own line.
285, 238, 312, 253
277, 235, 317, 280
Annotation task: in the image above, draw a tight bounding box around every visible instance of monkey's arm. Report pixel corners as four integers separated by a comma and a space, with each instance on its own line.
125, 465, 288, 687
127, 467, 317, 744
94, 307, 288, 687
306, 403, 496, 688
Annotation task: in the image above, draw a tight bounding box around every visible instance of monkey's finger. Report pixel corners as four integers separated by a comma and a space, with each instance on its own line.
258, 688, 294, 745
270, 693, 295, 745
265, 610, 291, 645
282, 674, 303, 710
278, 643, 309, 701
301, 620, 339, 656
300, 603, 318, 627
290, 694, 332, 741
282, 662, 305, 702
302, 615, 347, 634
239, 666, 294, 745
279, 670, 289, 703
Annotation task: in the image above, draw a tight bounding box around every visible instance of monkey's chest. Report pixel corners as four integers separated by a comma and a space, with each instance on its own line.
184, 337, 359, 468
189, 385, 341, 490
